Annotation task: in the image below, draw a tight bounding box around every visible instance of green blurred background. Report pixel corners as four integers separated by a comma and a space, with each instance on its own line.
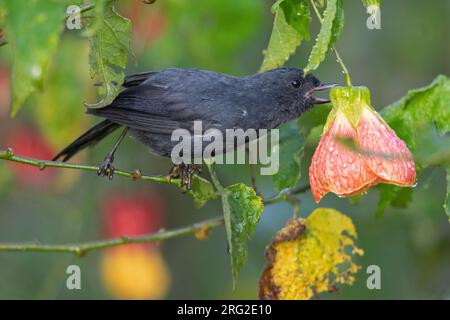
0, 0, 449, 299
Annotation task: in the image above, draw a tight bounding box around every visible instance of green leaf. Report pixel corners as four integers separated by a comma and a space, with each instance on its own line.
223, 183, 264, 287
34, 38, 91, 149
375, 185, 394, 219
260, 0, 310, 72
279, 0, 310, 40
298, 104, 332, 136
298, 104, 332, 149
314, 0, 326, 9
382, 75, 450, 143
1, 0, 66, 116
0, 6, 5, 27
375, 185, 413, 219
362, 0, 381, 9
271, 0, 284, 13
272, 121, 305, 191
189, 176, 218, 208
160, 0, 263, 71
328, 0, 344, 50
82, 0, 107, 37
390, 188, 413, 208
87, 3, 131, 106
304, 0, 338, 73
348, 195, 362, 206
376, 75, 450, 217
271, 104, 332, 192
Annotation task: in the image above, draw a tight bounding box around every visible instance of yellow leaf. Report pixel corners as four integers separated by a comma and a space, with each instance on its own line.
259, 208, 363, 300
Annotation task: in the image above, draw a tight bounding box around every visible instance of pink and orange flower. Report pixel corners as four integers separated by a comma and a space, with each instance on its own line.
309, 86, 416, 203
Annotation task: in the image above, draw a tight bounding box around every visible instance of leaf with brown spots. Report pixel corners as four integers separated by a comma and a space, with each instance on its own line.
259, 208, 363, 300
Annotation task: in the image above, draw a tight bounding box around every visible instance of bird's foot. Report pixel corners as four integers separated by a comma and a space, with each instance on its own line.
98, 154, 115, 180
169, 163, 201, 190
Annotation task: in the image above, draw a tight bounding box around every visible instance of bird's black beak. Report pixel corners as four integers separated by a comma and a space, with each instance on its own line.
308, 83, 337, 104
314, 83, 338, 91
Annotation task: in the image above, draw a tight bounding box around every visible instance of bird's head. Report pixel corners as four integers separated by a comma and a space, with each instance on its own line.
256, 67, 336, 116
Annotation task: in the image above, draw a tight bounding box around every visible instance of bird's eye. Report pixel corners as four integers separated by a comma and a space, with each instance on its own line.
291, 80, 301, 88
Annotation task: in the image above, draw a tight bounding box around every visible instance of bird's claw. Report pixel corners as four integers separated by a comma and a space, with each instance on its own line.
98, 154, 115, 180
169, 163, 201, 191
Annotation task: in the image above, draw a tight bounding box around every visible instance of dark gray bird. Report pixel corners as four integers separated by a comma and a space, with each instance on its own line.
53, 67, 334, 188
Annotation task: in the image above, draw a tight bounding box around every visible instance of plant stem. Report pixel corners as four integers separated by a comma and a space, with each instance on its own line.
206, 162, 225, 193
0, 148, 177, 185
0, 150, 310, 254
206, 162, 233, 267
248, 164, 261, 197
263, 185, 310, 205
309, 0, 352, 86
0, 217, 224, 256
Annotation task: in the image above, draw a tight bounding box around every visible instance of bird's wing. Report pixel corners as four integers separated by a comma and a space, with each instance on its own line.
88, 71, 247, 135
122, 71, 159, 87
87, 105, 188, 134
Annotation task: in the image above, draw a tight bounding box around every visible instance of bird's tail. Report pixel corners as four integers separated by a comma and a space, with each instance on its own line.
53, 120, 121, 162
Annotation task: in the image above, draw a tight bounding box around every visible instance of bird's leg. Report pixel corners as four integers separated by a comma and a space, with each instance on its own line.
168, 163, 201, 190
185, 164, 202, 190
168, 164, 181, 183
98, 127, 128, 180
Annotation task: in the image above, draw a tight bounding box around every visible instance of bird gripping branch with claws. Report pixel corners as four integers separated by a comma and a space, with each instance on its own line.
53, 67, 335, 189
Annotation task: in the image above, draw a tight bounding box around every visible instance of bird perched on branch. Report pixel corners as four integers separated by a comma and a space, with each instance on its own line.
53, 67, 334, 189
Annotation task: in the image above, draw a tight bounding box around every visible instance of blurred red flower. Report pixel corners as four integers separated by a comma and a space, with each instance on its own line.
5, 125, 56, 187
100, 191, 171, 300
0, 64, 10, 119
102, 192, 164, 239
126, 1, 166, 48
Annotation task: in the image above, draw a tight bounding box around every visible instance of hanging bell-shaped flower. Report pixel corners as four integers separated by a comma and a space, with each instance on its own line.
309, 86, 416, 203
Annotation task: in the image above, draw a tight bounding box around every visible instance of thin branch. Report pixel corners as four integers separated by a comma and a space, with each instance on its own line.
206, 162, 225, 194
264, 184, 309, 218
0, 149, 310, 254
0, 217, 224, 256
0, 148, 180, 186
263, 184, 310, 205
309, 0, 352, 86
0, 1, 318, 255
248, 164, 262, 197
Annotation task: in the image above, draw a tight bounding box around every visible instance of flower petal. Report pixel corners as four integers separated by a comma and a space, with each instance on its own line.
358, 108, 416, 186
310, 111, 378, 203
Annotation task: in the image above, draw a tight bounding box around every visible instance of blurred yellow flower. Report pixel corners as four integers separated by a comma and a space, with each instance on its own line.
101, 246, 171, 300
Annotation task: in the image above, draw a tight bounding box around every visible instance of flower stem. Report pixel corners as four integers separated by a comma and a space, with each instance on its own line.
309, 0, 352, 86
